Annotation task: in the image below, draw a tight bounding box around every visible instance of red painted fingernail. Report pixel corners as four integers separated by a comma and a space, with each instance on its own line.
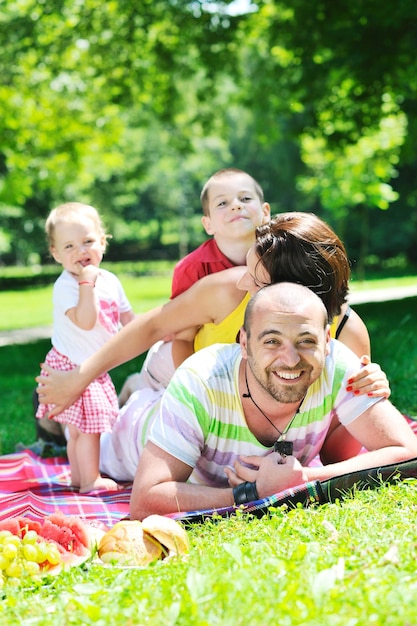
354, 390, 360, 395
347, 378, 353, 384
346, 385, 353, 392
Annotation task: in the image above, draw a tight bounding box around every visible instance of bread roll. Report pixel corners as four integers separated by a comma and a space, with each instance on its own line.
98, 520, 162, 566
142, 515, 189, 556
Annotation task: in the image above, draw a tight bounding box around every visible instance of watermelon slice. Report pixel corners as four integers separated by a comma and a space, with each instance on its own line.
0, 517, 42, 537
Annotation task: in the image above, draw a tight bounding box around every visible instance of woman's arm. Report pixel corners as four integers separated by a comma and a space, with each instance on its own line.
171, 327, 198, 369
36, 267, 246, 415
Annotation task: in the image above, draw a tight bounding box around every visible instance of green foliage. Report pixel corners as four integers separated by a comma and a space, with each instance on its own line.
1, 1, 417, 267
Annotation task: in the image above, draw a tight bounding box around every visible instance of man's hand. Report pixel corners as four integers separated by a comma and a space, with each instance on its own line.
225, 453, 307, 498
35, 364, 83, 417
346, 355, 391, 398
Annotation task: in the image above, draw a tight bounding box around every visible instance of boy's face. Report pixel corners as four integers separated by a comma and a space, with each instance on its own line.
202, 173, 270, 241
50, 216, 106, 276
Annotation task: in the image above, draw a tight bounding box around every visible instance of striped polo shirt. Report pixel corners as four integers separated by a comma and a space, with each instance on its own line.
148, 341, 380, 486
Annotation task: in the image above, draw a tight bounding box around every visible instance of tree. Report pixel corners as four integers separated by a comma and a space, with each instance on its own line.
1, 0, 417, 268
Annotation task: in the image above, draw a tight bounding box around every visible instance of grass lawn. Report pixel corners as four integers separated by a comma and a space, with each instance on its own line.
2, 484, 417, 624
1, 276, 417, 622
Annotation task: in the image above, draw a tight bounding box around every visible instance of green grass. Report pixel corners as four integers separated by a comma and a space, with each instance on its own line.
350, 274, 417, 291
354, 298, 417, 415
2, 483, 417, 624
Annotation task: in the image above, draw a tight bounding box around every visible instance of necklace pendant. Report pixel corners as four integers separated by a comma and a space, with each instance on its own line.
274, 440, 293, 457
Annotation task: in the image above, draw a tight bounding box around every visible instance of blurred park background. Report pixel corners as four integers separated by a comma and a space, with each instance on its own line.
1, 0, 417, 280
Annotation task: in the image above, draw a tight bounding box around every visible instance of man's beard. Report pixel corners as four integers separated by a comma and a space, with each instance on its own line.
248, 359, 312, 404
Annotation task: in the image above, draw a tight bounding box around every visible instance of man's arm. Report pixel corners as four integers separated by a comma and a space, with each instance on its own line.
229, 400, 417, 497
307, 399, 417, 482
130, 442, 235, 520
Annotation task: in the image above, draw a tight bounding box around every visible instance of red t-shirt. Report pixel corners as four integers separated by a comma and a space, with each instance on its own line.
171, 239, 235, 298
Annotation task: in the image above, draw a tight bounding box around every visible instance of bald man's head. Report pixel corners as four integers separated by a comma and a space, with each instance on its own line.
240, 282, 331, 404
243, 283, 328, 339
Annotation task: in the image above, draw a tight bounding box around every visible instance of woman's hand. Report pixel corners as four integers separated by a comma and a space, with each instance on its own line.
346, 355, 391, 398
35, 364, 84, 417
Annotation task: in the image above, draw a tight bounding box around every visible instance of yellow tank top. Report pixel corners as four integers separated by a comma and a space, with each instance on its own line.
194, 292, 251, 352
330, 317, 337, 338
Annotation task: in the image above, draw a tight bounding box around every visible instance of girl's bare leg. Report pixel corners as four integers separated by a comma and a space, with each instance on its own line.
67, 424, 81, 488
75, 431, 121, 493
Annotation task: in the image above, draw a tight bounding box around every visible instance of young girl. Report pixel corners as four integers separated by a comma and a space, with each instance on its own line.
36, 202, 135, 493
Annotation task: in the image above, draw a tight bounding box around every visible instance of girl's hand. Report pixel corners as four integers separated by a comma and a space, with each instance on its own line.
346, 355, 391, 398
77, 263, 100, 284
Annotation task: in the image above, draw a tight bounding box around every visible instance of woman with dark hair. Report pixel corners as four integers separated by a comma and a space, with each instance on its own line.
240, 212, 369, 357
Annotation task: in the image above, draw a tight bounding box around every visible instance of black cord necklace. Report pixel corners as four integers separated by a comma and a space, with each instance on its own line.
243, 366, 299, 457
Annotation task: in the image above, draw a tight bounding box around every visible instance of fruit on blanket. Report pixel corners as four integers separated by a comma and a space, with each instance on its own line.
37, 512, 95, 558
98, 516, 189, 566
0, 528, 61, 582
0, 513, 102, 580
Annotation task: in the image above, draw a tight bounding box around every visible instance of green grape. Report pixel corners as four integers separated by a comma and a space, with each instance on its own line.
0, 529, 69, 583
6, 560, 24, 578
46, 544, 62, 566
6, 535, 21, 548
0, 554, 9, 570
34, 542, 49, 564
22, 530, 39, 545
24, 560, 40, 576
3, 543, 18, 560
0, 530, 12, 543
22, 543, 38, 562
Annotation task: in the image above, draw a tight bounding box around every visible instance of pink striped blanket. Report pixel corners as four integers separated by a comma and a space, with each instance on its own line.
0, 450, 131, 527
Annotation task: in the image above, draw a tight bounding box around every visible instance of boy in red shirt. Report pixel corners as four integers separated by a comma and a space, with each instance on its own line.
118, 168, 270, 404
171, 168, 270, 298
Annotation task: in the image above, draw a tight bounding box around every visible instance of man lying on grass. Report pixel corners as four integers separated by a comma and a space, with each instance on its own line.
124, 282, 417, 519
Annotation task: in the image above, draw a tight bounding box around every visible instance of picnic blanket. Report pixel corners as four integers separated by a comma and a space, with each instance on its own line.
0, 449, 132, 527
2, 417, 417, 526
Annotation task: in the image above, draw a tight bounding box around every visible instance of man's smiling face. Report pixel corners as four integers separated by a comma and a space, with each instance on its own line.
240, 283, 331, 404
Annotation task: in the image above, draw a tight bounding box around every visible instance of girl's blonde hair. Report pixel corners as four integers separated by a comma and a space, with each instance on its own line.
45, 202, 111, 249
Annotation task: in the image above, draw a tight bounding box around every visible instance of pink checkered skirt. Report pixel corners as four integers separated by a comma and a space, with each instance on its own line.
36, 347, 119, 434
